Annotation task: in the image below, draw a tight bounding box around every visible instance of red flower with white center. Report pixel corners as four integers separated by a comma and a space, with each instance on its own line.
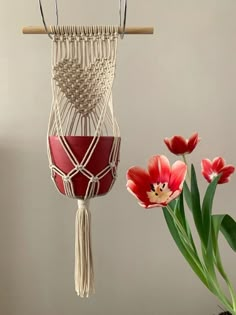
201, 157, 235, 184
126, 155, 187, 208
164, 133, 200, 155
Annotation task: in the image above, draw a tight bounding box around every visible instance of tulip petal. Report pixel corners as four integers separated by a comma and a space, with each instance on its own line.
164, 133, 200, 155
187, 133, 199, 153
218, 165, 235, 184
169, 161, 187, 191
127, 181, 163, 209
202, 158, 235, 184
201, 159, 213, 183
201, 159, 212, 172
127, 156, 188, 208
164, 138, 172, 152
170, 136, 188, 155
127, 167, 150, 191
212, 157, 225, 172
127, 179, 150, 206
145, 203, 163, 209
168, 189, 182, 202
148, 155, 171, 184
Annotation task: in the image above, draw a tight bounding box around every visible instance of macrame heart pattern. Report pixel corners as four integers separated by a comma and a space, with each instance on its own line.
53, 58, 115, 114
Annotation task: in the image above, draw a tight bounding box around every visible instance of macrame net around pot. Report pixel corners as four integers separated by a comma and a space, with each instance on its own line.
47, 26, 121, 297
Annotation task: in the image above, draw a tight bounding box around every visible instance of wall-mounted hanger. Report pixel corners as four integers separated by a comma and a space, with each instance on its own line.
22, 0, 154, 36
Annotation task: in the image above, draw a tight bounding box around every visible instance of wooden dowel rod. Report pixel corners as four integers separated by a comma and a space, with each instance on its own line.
22, 26, 154, 35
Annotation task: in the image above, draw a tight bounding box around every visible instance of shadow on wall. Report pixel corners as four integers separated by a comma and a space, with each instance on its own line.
0, 140, 53, 314
0, 143, 27, 313
0, 139, 79, 315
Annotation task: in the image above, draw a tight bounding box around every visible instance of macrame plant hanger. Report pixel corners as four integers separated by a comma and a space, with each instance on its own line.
23, 0, 154, 298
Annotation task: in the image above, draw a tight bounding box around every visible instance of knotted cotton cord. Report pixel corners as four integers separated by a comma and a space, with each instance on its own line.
75, 199, 94, 297
47, 25, 120, 297
47, 26, 120, 201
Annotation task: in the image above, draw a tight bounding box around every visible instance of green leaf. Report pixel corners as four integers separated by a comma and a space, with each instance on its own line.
190, 165, 204, 243
214, 214, 236, 252
162, 207, 208, 288
174, 192, 187, 231
211, 216, 225, 276
174, 193, 195, 249
183, 181, 192, 211
211, 215, 223, 253
201, 175, 220, 247
168, 199, 177, 210
203, 225, 215, 277
211, 217, 236, 312
176, 192, 199, 256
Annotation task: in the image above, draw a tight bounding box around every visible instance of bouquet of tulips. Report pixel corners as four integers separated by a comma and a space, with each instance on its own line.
126, 133, 236, 315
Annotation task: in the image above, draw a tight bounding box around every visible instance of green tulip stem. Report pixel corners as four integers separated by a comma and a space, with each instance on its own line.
166, 207, 234, 313
214, 241, 236, 313
182, 154, 191, 183
166, 204, 205, 273
166, 205, 193, 248
203, 261, 234, 313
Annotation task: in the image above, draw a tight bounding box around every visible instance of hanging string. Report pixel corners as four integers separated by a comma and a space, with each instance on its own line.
38, 0, 59, 39
119, 0, 128, 39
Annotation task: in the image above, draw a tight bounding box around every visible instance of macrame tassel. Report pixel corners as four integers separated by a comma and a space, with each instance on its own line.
75, 199, 94, 297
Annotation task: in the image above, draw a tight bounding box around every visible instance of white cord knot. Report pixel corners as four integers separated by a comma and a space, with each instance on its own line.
90, 176, 99, 183
77, 199, 89, 209
63, 175, 70, 182
109, 161, 116, 168
76, 165, 84, 172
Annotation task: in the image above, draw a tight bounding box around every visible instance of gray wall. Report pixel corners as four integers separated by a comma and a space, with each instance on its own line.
0, 1, 236, 314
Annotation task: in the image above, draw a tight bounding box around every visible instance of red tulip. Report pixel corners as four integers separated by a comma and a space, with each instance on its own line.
201, 157, 235, 184
126, 155, 187, 208
164, 133, 200, 155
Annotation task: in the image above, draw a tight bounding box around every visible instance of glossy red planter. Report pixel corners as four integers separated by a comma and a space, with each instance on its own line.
48, 136, 121, 198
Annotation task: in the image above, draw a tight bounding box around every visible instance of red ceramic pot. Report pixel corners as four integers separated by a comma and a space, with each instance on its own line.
48, 136, 121, 198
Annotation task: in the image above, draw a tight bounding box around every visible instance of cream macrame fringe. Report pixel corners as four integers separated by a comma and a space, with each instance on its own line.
75, 199, 94, 297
